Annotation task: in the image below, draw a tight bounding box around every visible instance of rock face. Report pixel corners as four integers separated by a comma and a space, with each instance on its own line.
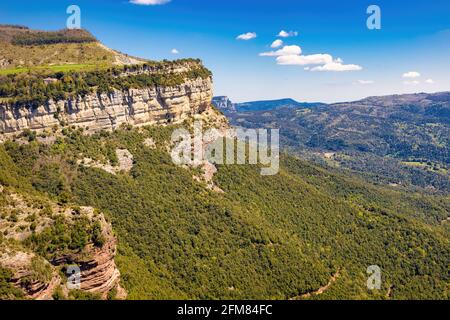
0, 249, 61, 300
0, 186, 125, 300
51, 208, 124, 299
0, 77, 213, 134
78, 148, 134, 175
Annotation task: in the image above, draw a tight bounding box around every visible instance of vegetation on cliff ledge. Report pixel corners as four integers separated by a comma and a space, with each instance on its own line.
0, 60, 212, 108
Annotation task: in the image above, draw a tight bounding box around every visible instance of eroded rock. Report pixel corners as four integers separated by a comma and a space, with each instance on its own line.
78, 149, 133, 175
0, 190, 126, 300
0, 75, 213, 135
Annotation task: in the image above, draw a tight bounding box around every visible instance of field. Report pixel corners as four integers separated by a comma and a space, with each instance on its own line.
0, 64, 106, 75
0, 42, 116, 71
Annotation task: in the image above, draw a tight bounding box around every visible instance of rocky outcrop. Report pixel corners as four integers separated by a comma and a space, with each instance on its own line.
0, 187, 125, 300
0, 77, 213, 134
78, 149, 134, 175
51, 208, 124, 299
0, 249, 61, 300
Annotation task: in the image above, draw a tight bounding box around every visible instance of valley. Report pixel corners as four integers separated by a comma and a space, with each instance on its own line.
217, 93, 450, 193
0, 24, 449, 301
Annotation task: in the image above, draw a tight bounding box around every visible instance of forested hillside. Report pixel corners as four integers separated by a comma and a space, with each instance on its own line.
224, 92, 450, 193
0, 24, 448, 301
1, 125, 448, 299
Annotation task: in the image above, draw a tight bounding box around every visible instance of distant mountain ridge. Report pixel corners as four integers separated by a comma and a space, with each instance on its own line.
212, 96, 325, 113
224, 91, 450, 193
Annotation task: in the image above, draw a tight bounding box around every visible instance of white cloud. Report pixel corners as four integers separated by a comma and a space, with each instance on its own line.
236, 32, 257, 40
171, 49, 179, 54
276, 54, 361, 72
129, 0, 170, 5
270, 39, 283, 48
402, 71, 421, 78
357, 80, 374, 85
310, 61, 362, 72
425, 79, 435, 84
276, 53, 332, 65
260, 39, 362, 72
260, 45, 302, 57
278, 30, 298, 38
404, 80, 420, 85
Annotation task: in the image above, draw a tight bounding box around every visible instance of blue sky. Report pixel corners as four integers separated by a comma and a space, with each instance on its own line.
1, 0, 449, 102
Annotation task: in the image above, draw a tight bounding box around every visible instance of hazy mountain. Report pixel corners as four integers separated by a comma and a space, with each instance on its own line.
213, 97, 325, 113
225, 92, 450, 193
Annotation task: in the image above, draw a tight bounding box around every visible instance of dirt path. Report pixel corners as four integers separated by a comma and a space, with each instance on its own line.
290, 270, 341, 300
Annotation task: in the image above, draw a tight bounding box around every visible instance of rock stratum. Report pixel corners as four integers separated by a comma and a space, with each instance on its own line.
0, 26, 217, 299
0, 68, 213, 135
0, 186, 125, 300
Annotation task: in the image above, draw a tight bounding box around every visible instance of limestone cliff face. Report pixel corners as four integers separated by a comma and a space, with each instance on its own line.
0, 77, 213, 134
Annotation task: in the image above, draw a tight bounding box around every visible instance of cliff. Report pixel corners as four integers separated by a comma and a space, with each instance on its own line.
0, 187, 125, 300
0, 26, 217, 299
0, 66, 213, 134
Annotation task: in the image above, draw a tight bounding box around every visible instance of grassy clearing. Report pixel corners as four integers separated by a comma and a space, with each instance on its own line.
0, 42, 116, 71
402, 161, 449, 176
402, 161, 427, 168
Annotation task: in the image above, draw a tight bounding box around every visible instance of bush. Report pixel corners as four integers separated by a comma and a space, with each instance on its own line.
0, 267, 25, 299
0, 62, 211, 108
11, 29, 96, 46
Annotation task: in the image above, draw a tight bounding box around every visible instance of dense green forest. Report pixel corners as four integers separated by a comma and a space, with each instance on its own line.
1, 125, 448, 299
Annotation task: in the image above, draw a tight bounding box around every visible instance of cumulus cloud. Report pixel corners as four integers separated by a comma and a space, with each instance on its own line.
276, 53, 332, 65
130, 0, 170, 5
425, 79, 435, 84
260, 45, 302, 57
236, 32, 257, 40
270, 51, 362, 72
402, 71, 421, 78
310, 61, 362, 72
357, 80, 374, 85
270, 39, 283, 48
171, 49, 179, 54
260, 39, 362, 72
278, 30, 298, 38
